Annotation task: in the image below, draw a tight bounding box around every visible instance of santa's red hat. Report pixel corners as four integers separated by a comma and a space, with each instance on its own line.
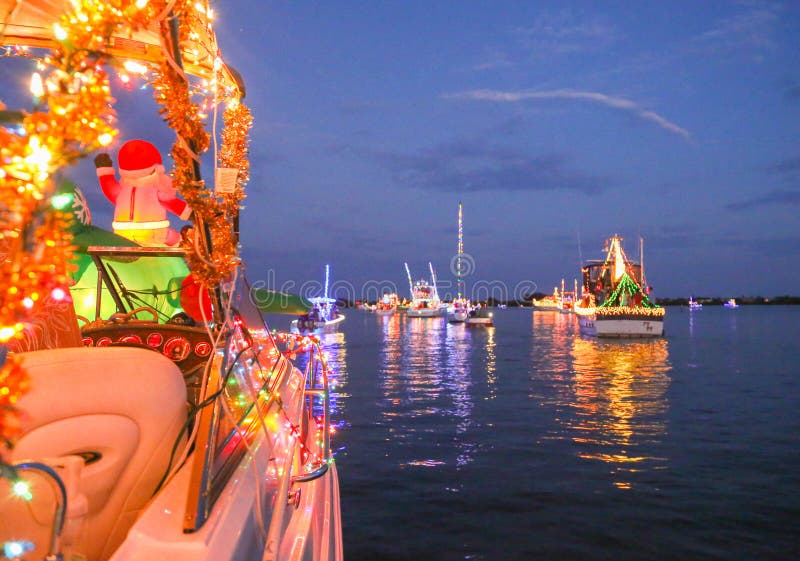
118, 140, 165, 179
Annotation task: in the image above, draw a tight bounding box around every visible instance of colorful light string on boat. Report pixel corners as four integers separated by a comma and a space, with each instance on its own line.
598, 272, 661, 310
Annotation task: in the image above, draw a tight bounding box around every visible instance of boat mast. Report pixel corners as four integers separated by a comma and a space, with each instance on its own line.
404, 262, 414, 298
324, 264, 330, 300
639, 236, 648, 292
457, 202, 463, 299
429, 262, 439, 300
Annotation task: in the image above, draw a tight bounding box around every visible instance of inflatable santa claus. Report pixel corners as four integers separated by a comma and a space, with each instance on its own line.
94, 140, 192, 246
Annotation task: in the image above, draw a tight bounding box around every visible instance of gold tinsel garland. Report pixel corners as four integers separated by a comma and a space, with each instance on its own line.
149, 3, 250, 287
0, 354, 28, 461
1, 1, 173, 451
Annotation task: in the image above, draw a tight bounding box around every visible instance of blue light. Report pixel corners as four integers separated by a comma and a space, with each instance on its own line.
4, 540, 35, 559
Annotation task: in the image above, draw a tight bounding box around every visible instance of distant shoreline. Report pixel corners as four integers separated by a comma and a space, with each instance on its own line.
344, 296, 800, 308
654, 297, 800, 306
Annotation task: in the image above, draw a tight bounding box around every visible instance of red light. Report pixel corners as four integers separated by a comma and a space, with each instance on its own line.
147, 333, 163, 347
119, 334, 142, 345
163, 336, 190, 361
195, 341, 212, 357
96, 337, 112, 347
82, 337, 93, 347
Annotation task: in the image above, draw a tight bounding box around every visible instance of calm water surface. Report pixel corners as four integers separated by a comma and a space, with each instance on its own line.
280, 307, 800, 560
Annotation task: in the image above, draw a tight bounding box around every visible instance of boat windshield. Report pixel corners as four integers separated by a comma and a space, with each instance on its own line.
74, 246, 273, 333
74, 247, 192, 323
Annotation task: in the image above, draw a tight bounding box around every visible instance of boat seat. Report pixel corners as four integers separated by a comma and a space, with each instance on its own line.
2, 346, 187, 561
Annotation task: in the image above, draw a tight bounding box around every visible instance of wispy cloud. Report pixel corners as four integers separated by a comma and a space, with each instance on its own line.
687, 3, 780, 61
470, 11, 617, 71
370, 139, 609, 194
443, 89, 690, 140
726, 189, 800, 210
514, 11, 618, 56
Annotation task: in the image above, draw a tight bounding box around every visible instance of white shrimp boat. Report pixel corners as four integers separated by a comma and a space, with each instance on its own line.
574, 236, 665, 338
404, 262, 446, 318
0, 3, 343, 560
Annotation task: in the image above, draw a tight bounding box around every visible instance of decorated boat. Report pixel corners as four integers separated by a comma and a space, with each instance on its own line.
688, 296, 703, 310
291, 265, 345, 332
446, 203, 474, 323
375, 292, 398, 316
533, 287, 563, 311
0, 2, 343, 560
404, 262, 445, 318
574, 236, 665, 337
465, 305, 494, 327
446, 298, 471, 323
559, 279, 578, 314
723, 298, 739, 309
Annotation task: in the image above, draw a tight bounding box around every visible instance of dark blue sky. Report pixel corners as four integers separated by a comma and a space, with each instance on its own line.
6, 1, 799, 299
216, 1, 800, 299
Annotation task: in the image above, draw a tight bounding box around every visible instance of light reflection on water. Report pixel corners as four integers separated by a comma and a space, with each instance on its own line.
529, 310, 672, 488
374, 314, 499, 468
317, 330, 349, 430
569, 336, 671, 489
331, 308, 799, 561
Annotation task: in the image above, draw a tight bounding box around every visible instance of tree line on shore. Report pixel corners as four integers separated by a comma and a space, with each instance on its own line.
340, 294, 800, 308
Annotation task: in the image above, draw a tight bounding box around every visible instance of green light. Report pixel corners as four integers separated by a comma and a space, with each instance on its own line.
12, 480, 33, 501
51, 193, 73, 210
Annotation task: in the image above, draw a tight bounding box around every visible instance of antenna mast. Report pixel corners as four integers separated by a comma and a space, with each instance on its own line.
429, 262, 439, 300
640, 236, 647, 292
457, 202, 463, 299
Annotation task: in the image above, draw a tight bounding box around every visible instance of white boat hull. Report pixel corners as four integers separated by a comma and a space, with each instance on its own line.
465, 317, 493, 327
446, 310, 468, 323
292, 313, 346, 332
111, 439, 343, 561
406, 307, 445, 318
374, 308, 395, 316
578, 314, 664, 338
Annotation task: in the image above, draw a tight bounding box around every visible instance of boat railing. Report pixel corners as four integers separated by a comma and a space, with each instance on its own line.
291, 339, 332, 483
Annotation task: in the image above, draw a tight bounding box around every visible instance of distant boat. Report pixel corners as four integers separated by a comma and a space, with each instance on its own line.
465, 305, 494, 327
292, 264, 346, 331
405, 262, 446, 318
533, 287, 562, 311
446, 202, 475, 323
723, 298, 739, 309
559, 278, 578, 314
688, 296, 703, 310
375, 292, 398, 316
574, 235, 665, 338
446, 297, 471, 323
